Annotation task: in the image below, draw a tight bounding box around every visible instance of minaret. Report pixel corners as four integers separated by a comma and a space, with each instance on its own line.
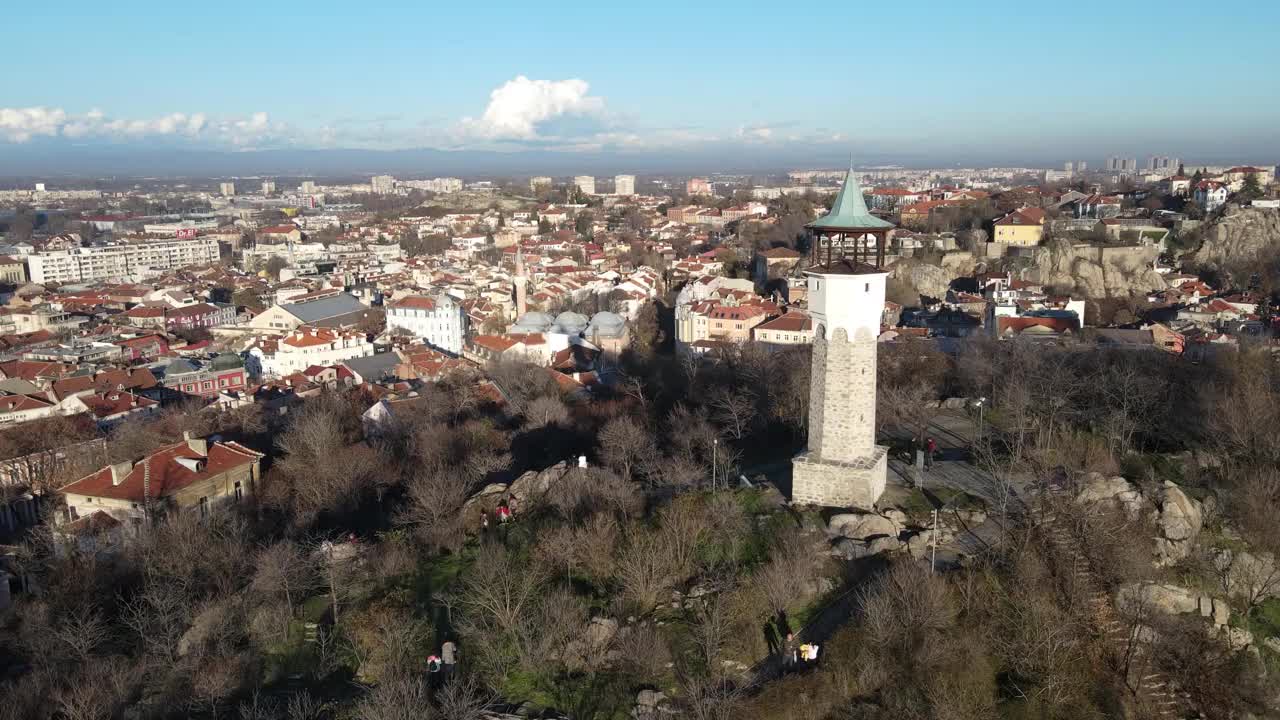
791, 167, 895, 510
514, 247, 528, 318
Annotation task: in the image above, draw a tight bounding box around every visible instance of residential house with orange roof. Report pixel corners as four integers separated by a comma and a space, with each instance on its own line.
58, 434, 263, 527
992, 208, 1046, 247
753, 310, 814, 347
77, 391, 159, 428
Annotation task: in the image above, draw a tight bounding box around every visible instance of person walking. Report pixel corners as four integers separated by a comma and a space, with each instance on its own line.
426, 653, 442, 689
782, 632, 798, 672
798, 642, 811, 669
925, 436, 938, 468
441, 639, 458, 681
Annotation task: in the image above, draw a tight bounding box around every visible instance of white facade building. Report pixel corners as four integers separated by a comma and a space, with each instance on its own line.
219, 182, 236, 197
371, 175, 397, 194
250, 327, 374, 378
386, 294, 467, 354
27, 238, 220, 285
615, 174, 636, 196
574, 176, 596, 195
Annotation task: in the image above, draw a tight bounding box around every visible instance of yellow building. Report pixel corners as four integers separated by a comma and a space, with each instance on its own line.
992, 207, 1046, 246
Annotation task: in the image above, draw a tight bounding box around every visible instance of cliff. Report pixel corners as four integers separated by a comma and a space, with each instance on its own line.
1190, 205, 1280, 277
1027, 242, 1166, 298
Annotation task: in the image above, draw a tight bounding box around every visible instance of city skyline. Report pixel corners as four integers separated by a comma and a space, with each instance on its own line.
3, 0, 1278, 174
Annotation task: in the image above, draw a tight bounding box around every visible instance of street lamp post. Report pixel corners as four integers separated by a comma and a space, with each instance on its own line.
974, 397, 987, 446
712, 439, 718, 492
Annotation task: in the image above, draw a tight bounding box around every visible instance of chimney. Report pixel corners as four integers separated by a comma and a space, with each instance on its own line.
184, 430, 208, 456
109, 461, 133, 486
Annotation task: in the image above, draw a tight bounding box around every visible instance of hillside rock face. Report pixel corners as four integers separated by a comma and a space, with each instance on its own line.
1191, 205, 1280, 272
1027, 242, 1165, 297
890, 260, 953, 300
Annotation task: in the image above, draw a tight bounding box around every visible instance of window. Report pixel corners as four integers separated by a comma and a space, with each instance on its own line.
234, 481, 243, 502
198, 496, 209, 518
865, 283, 870, 292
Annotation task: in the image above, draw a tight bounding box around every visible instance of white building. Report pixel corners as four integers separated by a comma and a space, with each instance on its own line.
1194, 182, 1229, 212
371, 175, 397, 194
300, 180, 318, 194
27, 238, 220, 285
249, 327, 374, 378
262, 180, 276, 195
615, 174, 636, 196
402, 178, 463, 193
574, 176, 596, 195
386, 294, 467, 354
530, 176, 553, 192
219, 182, 236, 197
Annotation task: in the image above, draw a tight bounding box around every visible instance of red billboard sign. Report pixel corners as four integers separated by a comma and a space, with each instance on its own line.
175, 228, 197, 239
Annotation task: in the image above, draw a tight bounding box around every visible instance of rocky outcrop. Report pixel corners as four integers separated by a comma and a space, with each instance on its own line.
1155, 482, 1203, 565
1027, 242, 1165, 297
509, 461, 574, 502
1074, 474, 1203, 565
890, 259, 954, 300
828, 513, 901, 541
1191, 205, 1280, 274
1213, 549, 1280, 604
1076, 472, 1144, 516
1117, 582, 1200, 615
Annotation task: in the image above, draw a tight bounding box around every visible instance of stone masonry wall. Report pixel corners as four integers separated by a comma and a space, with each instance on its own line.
791, 448, 888, 510
807, 326, 877, 464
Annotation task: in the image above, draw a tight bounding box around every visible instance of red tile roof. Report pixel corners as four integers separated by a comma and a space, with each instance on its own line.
79, 391, 157, 419
390, 295, 437, 311
0, 394, 54, 413
59, 440, 263, 502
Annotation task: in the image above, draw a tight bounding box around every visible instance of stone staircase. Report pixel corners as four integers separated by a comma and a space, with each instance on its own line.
1035, 501, 1195, 720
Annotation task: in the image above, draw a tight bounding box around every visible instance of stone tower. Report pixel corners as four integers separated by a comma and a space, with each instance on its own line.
791, 168, 894, 510
514, 247, 528, 318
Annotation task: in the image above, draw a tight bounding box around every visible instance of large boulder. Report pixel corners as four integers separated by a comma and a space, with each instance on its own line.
1154, 482, 1203, 566
1117, 582, 1199, 615
508, 462, 570, 502
1076, 473, 1144, 516
1158, 482, 1202, 541
1216, 549, 1280, 603
828, 513, 901, 541
833, 536, 902, 560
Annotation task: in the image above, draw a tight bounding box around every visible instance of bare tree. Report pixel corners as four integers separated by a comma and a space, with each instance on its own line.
616, 528, 684, 614
353, 677, 434, 720
397, 469, 471, 550
523, 395, 569, 429
435, 675, 497, 720
250, 540, 317, 635
598, 415, 656, 483
51, 606, 110, 664
708, 387, 756, 441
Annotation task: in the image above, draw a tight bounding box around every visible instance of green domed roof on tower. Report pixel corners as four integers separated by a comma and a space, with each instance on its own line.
806, 166, 895, 231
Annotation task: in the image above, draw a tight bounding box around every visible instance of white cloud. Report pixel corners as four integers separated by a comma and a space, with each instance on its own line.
0, 107, 279, 147
0, 107, 68, 142
462, 76, 605, 140
738, 124, 774, 141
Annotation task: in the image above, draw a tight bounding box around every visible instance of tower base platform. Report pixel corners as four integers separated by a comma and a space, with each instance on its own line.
791, 445, 889, 510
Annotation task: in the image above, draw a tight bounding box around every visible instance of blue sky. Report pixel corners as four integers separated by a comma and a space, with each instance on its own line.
4, 0, 1279, 165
